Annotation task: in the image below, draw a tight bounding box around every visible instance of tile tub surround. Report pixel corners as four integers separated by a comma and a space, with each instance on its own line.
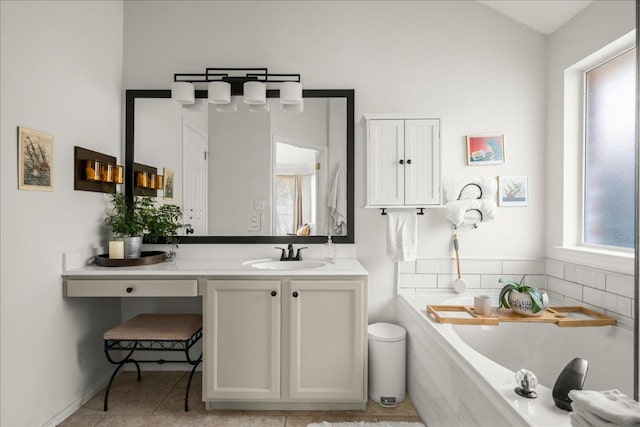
397, 257, 634, 328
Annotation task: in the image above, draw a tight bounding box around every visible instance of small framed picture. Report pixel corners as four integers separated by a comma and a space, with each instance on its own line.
466, 134, 505, 165
499, 176, 529, 206
163, 167, 174, 200
18, 127, 54, 191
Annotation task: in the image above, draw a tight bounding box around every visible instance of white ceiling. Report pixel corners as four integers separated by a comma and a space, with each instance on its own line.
477, 0, 594, 35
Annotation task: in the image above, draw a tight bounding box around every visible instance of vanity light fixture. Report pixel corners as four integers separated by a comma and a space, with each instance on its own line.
171, 81, 195, 105
172, 67, 302, 112
74, 146, 123, 193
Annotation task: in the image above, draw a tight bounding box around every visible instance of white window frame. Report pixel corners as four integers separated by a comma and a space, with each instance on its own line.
554, 30, 636, 274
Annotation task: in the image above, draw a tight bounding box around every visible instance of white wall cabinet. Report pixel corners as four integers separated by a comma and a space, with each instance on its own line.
203, 278, 367, 409
366, 117, 440, 206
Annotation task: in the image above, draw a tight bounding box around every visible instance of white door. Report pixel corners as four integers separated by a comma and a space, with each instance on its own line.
404, 119, 440, 205
367, 120, 404, 206
288, 280, 366, 401
203, 280, 281, 400
182, 119, 208, 235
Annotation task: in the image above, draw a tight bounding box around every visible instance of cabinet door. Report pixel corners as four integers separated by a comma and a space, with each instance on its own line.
288, 280, 365, 401
367, 120, 405, 205
204, 280, 281, 400
404, 119, 440, 205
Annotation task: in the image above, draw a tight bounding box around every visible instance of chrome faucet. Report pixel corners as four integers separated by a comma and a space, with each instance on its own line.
275, 243, 308, 261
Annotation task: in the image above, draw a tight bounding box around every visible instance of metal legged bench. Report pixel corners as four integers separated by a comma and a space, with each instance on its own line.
102, 313, 203, 412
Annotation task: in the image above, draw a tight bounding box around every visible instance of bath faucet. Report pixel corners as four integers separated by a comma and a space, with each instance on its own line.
275, 244, 308, 261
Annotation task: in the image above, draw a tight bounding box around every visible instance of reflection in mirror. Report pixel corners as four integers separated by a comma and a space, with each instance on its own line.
129, 90, 353, 243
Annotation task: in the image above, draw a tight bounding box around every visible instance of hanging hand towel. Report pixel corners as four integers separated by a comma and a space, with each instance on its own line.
386, 210, 418, 262
442, 176, 498, 203
569, 389, 640, 426
327, 165, 347, 235
445, 199, 497, 228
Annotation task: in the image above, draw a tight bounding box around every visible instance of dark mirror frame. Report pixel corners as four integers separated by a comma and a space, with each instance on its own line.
125, 89, 355, 244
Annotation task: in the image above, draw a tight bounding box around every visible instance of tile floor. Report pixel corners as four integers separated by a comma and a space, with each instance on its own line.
58, 371, 423, 426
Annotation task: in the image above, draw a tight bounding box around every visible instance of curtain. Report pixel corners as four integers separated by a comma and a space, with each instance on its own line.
292, 175, 303, 234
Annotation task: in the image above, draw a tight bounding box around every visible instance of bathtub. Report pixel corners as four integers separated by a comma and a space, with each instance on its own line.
397, 291, 633, 427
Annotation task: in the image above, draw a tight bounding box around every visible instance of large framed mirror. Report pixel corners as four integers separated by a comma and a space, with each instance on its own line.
125, 89, 354, 244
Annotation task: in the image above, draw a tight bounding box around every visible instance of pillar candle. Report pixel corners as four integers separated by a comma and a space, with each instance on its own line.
109, 240, 125, 259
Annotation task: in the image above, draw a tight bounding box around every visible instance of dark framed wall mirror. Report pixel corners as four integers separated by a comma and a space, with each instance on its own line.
125, 89, 354, 244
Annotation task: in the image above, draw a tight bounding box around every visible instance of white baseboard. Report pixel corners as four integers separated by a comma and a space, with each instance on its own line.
41, 370, 112, 427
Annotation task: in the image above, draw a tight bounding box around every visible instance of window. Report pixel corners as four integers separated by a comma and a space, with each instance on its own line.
583, 47, 636, 250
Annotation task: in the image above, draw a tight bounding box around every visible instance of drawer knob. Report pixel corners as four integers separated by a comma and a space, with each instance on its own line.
292, 291, 298, 298
399, 159, 404, 165
271, 290, 277, 297
126, 287, 133, 293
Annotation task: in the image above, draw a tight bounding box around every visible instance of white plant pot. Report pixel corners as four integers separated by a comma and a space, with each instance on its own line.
508, 290, 549, 317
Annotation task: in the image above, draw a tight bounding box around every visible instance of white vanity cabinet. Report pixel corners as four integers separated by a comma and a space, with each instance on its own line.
203, 277, 367, 409
366, 116, 440, 206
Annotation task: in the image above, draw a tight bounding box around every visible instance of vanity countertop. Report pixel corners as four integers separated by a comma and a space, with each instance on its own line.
62, 257, 368, 277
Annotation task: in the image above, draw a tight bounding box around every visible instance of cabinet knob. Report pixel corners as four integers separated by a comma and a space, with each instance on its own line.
406, 159, 412, 164
126, 287, 133, 293
399, 159, 404, 165
292, 291, 299, 298
271, 290, 277, 297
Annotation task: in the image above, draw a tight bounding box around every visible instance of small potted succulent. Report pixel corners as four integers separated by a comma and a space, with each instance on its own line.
498, 276, 549, 316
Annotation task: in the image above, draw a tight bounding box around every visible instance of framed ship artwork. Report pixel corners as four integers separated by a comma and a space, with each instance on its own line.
18, 127, 54, 191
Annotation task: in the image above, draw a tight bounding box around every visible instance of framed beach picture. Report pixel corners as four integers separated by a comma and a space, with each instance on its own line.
18, 127, 54, 191
466, 134, 505, 165
163, 167, 174, 200
499, 175, 529, 206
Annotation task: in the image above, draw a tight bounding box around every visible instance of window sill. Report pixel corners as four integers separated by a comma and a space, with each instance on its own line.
549, 246, 634, 275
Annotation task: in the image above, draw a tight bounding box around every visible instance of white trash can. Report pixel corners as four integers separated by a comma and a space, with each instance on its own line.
368, 322, 406, 407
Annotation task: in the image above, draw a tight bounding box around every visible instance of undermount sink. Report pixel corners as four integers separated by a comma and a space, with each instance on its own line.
244, 259, 328, 270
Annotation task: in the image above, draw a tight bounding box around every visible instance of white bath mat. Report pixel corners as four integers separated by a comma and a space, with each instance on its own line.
307, 422, 426, 427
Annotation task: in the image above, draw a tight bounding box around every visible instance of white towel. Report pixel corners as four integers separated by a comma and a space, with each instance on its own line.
386, 210, 417, 262
569, 389, 640, 426
327, 165, 347, 235
442, 176, 497, 203
445, 199, 497, 227
570, 412, 598, 427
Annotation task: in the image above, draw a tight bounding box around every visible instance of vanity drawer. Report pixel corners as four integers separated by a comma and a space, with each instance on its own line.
65, 279, 198, 297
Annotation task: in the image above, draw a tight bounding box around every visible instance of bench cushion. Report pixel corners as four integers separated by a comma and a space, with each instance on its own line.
103, 314, 202, 341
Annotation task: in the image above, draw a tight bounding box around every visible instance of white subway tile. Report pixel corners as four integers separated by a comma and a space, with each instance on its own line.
437, 274, 481, 289
435, 259, 457, 274
605, 311, 634, 329
565, 265, 606, 290
563, 296, 604, 313
545, 260, 565, 279
416, 259, 437, 274
545, 290, 565, 304
398, 274, 438, 288
502, 260, 545, 275
399, 288, 416, 295
609, 294, 632, 318
523, 275, 547, 289
398, 261, 416, 274
606, 273, 634, 298
547, 277, 583, 300
462, 260, 502, 274
481, 275, 504, 289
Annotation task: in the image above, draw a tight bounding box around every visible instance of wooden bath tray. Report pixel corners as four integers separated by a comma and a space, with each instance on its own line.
427, 305, 617, 327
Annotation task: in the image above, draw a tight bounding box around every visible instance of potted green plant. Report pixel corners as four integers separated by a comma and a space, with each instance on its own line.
104, 193, 183, 259
104, 192, 146, 258
498, 276, 549, 316
141, 199, 183, 259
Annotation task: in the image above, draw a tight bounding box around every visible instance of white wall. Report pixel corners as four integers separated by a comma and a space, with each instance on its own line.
0, 1, 123, 426
123, 0, 547, 320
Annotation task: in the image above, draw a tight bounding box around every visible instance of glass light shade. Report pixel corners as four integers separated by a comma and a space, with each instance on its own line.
216, 96, 239, 112
149, 173, 157, 189
100, 163, 114, 183
249, 102, 271, 113
114, 165, 124, 184
136, 171, 148, 187
282, 100, 304, 113
85, 160, 100, 181
155, 175, 164, 189
244, 81, 266, 105
280, 81, 302, 104
208, 81, 231, 104
171, 82, 195, 105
